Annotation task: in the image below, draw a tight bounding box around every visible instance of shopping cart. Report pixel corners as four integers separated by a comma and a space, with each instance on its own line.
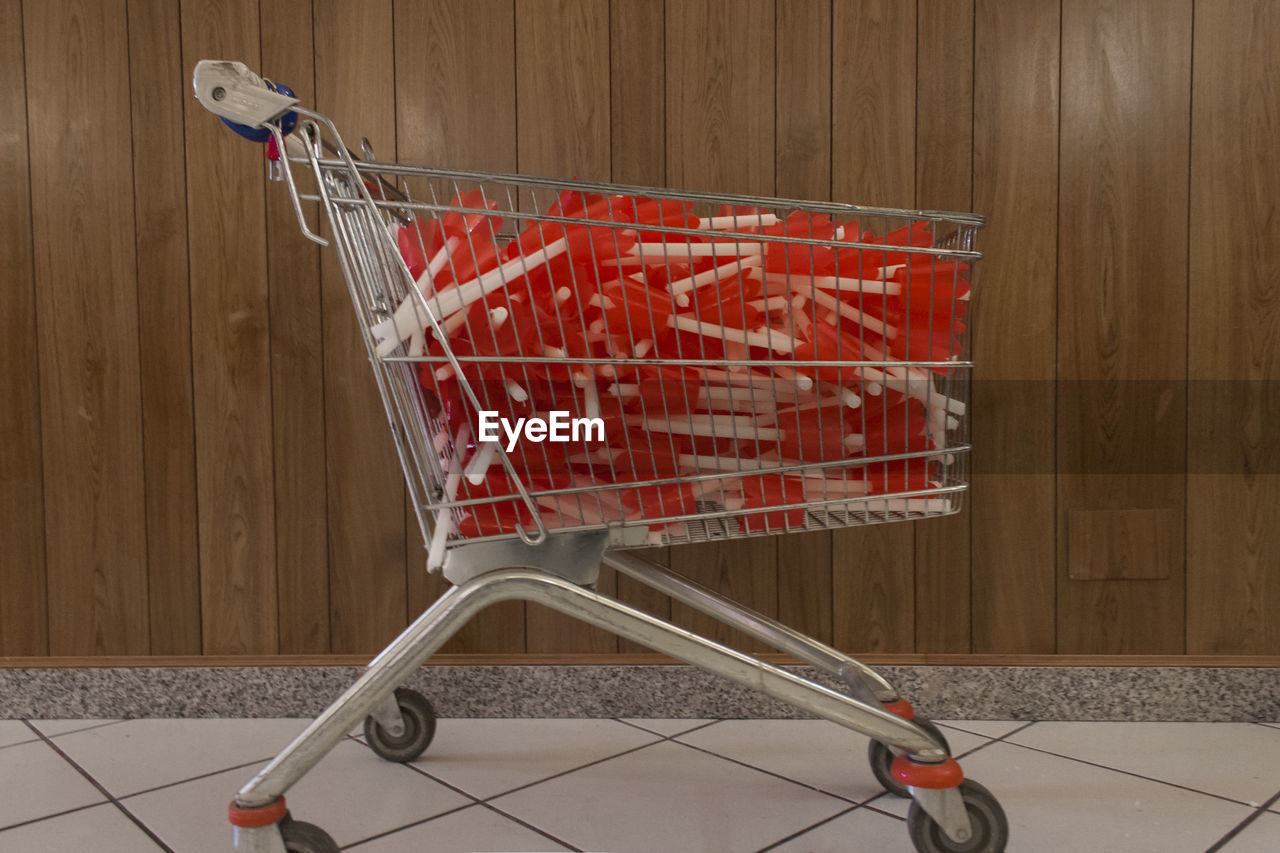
194, 60, 1007, 853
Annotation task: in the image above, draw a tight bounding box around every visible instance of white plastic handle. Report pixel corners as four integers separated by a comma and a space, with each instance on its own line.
192, 60, 298, 128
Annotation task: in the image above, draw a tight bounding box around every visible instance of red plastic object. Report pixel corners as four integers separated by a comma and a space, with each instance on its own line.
228, 797, 288, 828
890, 755, 964, 790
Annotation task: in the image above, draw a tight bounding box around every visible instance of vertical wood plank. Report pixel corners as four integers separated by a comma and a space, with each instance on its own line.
666, 0, 777, 650
394, 0, 526, 653
775, 0, 833, 645
261, 0, 329, 653
313, 0, 408, 654
610, 0, 673, 650
515, 0, 618, 653
665, 0, 774, 197
181, 0, 277, 654
1057, 0, 1190, 654
1187, 0, 1280, 654
128, 0, 201, 655
969, 0, 1059, 653
914, 0, 974, 653
0, 0, 47, 655
830, 0, 917, 654
27, 0, 150, 655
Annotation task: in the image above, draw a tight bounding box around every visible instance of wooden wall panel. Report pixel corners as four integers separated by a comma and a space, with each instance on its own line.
128, 0, 201, 656
914, 0, 974, 653
774, 0, 834, 646
261, 0, 329, 654
830, 0, 917, 654
514, 0, 618, 654
666, 0, 778, 651
314, 0, 408, 654
970, 0, 1059, 654
0, 0, 47, 656
1057, 0, 1190, 654
27, 0, 150, 655
610, 0, 674, 652
394, 0, 526, 653
1187, 0, 1280, 654
180, 0, 277, 654
5, 0, 1279, 661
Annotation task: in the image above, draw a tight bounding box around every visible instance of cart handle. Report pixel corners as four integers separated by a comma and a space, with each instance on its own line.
193, 60, 298, 140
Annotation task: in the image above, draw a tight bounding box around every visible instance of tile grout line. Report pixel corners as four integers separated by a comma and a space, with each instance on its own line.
340, 734, 584, 852
752, 804, 863, 853
1203, 787, 1280, 852
997, 737, 1272, 810
0, 719, 127, 753
20, 721, 174, 852
116, 756, 279, 801
0, 801, 113, 835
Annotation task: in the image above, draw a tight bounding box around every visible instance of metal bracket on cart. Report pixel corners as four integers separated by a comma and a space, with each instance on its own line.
441, 528, 620, 587
911, 785, 974, 844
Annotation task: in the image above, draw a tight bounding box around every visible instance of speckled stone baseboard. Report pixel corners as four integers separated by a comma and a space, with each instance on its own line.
2, 665, 1277, 721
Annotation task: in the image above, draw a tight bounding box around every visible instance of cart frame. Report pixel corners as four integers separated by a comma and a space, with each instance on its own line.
193, 60, 1004, 853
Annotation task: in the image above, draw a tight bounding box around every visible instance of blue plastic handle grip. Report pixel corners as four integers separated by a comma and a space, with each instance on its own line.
221, 80, 299, 142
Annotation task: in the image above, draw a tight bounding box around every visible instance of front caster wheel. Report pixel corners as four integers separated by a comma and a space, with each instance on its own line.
868, 719, 951, 798
280, 816, 340, 853
907, 780, 1008, 853
364, 687, 437, 763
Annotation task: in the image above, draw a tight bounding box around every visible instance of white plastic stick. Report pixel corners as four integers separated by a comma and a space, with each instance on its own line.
628, 415, 782, 441
630, 242, 765, 259
427, 424, 470, 571
464, 440, 498, 485
668, 315, 799, 354
806, 287, 898, 339
429, 237, 568, 316
697, 213, 781, 230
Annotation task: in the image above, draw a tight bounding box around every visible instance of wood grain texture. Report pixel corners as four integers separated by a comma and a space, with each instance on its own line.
1187, 0, 1280, 654
1068, 509, 1174, 581
127, 0, 201, 655
665, 0, 776, 650
1057, 0, 1190, 654
0, 0, 47, 655
774, 0, 834, 645
830, 0, 917, 654
313, 0, 408, 654
27, 0, 150, 655
515, 0, 617, 653
181, 0, 277, 654
665, 0, 774, 196
969, 0, 1059, 653
261, 0, 328, 654
914, 0, 975, 653
610, 0, 673, 652
394, 0, 526, 653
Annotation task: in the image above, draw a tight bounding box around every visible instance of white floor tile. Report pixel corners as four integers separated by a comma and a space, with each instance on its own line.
0, 721, 36, 749
936, 720, 1030, 741
354, 803, 571, 851
767, 806, 908, 852
1007, 722, 1280, 805
491, 740, 848, 853
125, 740, 470, 851
621, 718, 715, 737
0, 803, 161, 852
415, 718, 660, 799
0, 740, 106, 829
1219, 811, 1280, 852
52, 718, 310, 796
676, 719, 989, 802
959, 741, 1253, 852
30, 719, 121, 737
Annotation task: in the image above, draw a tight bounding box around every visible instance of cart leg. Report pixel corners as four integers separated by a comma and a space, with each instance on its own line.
604, 550, 898, 704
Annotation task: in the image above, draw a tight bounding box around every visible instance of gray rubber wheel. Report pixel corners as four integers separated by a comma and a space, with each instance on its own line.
280, 816, 340, 853
868, 719, 951, 798
907, 780, 1009, 853
364, 687, 437, 763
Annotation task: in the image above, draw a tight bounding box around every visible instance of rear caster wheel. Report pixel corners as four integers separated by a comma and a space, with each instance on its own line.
907, 780, 1008, 852
868, 719, 951, 798
280, 816, 340, 853
364, 687, 437, 763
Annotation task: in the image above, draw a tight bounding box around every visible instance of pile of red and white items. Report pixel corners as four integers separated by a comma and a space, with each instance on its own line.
371, 190, 970, 562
